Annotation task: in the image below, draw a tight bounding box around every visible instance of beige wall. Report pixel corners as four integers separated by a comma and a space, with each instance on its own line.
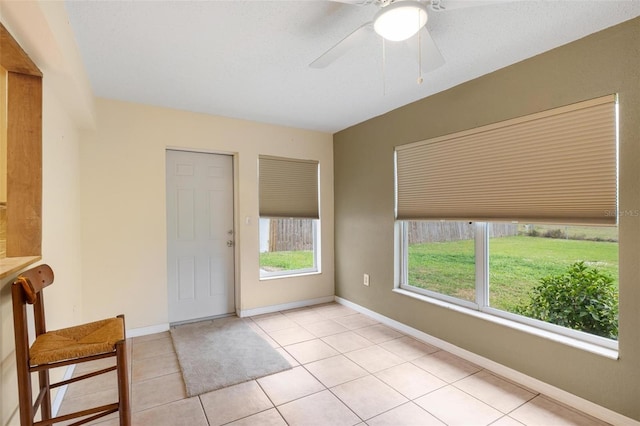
0, 76, 85, 426
79, 99, 334, 328
334, 17, 640, 421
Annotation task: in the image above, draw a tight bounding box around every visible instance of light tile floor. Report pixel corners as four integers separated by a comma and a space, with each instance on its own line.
58, 303, 609, 425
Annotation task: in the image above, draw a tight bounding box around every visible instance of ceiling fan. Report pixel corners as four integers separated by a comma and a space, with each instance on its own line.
309, 0, 499, 72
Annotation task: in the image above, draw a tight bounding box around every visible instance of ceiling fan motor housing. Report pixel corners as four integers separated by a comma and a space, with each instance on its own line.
373, 0, 429, 41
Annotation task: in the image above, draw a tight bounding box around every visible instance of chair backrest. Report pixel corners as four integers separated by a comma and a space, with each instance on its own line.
16, 264, 54, 304
12, 264, 55, 347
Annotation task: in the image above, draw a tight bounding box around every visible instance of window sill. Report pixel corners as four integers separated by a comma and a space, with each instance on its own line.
259, 270, 321, 281
392, 287, 619, 360
0, 256, 41, 280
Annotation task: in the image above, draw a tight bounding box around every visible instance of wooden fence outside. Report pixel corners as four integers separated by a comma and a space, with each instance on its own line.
266, 219, 519, 252
268, 218, 313, 252
407, 221, 518, 244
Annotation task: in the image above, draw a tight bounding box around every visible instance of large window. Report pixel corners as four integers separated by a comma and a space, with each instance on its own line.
395, 95, 619, 347
399, 221, 619, 344
258, 156, 320, 278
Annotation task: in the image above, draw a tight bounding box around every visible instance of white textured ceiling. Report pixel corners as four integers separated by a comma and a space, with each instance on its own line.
64, 1, 640, 133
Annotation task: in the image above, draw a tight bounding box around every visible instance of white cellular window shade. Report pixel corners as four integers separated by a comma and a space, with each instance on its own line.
395, 94, 617, 225
259, 156, 319, 219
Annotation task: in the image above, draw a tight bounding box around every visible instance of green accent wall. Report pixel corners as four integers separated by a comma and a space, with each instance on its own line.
334, 17, 640, 420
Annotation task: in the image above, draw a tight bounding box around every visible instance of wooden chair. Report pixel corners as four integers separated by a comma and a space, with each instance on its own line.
11, 264, 131, 425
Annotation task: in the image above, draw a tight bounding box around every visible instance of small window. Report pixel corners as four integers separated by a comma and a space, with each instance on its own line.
259, 218, 318, 278
258, 155, 320, 279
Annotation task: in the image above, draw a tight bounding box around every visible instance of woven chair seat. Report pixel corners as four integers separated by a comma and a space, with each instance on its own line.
30, 317, 124, 366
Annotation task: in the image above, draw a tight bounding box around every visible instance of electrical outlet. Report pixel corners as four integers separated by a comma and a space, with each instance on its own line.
363, 273, 370, 286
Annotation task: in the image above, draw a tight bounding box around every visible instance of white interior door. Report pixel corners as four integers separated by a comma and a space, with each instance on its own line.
166, 150, 235, 323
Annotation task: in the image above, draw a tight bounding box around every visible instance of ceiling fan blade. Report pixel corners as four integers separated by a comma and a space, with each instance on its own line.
310, 23, 374, 69
404, 29, 445, 73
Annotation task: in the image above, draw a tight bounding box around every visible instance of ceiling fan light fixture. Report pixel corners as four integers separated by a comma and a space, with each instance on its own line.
373, 1, 428, 42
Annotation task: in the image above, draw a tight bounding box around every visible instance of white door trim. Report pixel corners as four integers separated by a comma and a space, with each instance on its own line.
166, 149, 237, 323
166, 147, 242, 314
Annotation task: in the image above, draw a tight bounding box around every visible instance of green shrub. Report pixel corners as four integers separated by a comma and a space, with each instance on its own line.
543, 228, 566, 239
516, 261, 618, 339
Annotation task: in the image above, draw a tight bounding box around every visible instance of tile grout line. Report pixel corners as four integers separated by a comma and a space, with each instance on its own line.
253, 378, 294, 426
196, 393, 211, 426
448, 369, 540, 416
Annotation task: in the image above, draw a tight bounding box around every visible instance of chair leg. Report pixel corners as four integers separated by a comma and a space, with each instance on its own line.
38, 369, 52, 421
116, 339, 131, 426
16, 361, 34, 425
13, 288, 35, 425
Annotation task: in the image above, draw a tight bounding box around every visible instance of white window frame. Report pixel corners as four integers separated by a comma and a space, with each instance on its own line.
259, 218, 320, 280
396, 221, 618, 351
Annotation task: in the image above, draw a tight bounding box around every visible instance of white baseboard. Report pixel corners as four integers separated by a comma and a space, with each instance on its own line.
335, 296, 639, 426
126, 296, 335, 333
238, 295, 335, 318
127, 323, 170, 338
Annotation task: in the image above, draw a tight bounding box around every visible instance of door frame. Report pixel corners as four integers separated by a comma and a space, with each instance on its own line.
165, 147, 240, 322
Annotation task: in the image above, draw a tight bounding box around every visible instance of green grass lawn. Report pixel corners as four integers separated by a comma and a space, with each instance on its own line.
260, 250, 314, 272
409, 235, 618, 312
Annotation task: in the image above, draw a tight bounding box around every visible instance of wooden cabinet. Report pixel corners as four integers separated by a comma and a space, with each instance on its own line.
1, 65, 7, 258
0, 23, 42, 275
